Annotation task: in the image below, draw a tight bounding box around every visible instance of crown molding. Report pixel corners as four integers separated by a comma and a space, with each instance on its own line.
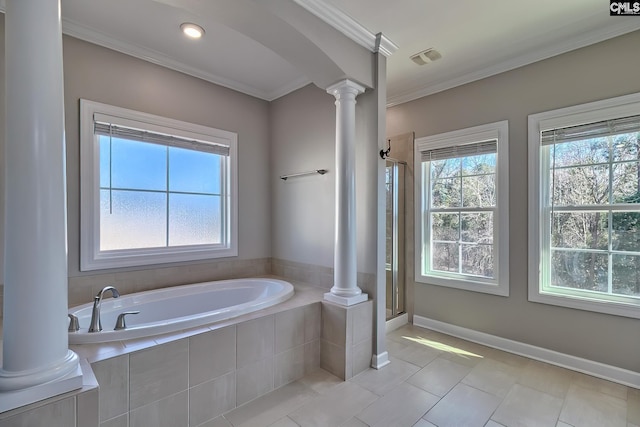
387, 18, 640, 107
293, 0, 397, 57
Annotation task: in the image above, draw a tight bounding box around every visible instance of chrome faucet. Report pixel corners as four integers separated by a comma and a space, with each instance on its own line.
88, 286, 120, 333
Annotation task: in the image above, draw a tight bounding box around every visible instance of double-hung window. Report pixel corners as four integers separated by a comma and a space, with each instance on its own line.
80, 99, 237, 271
415, 121, 509, 296
528, 92, 640, 318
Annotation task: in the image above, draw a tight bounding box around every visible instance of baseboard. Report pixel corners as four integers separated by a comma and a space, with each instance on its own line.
385, 313, 408, 333
413, 315, 640, 389
371, 351, 390, 370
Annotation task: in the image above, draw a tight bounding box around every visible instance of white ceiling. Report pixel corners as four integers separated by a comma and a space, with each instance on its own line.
58, 0, 640, 105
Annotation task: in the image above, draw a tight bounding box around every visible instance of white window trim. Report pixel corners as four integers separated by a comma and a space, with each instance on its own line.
528, 91, 640, 319
80, 99, 238, 271
415, 120, 509, 297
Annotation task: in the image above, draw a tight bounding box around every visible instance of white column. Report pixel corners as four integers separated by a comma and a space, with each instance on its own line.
324, 79, 368, 306
0, 0, 82, 412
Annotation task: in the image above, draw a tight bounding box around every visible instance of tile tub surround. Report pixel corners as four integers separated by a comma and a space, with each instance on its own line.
0, 359, 99, 427
321, 300, 373, 380
83, 286, 323, 427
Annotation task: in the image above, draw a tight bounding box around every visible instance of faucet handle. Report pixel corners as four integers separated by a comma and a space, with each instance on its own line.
114, 311, 140, 331
68, 313, 80, 332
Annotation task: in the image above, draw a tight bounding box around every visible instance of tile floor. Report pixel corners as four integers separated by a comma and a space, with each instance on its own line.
208, 323, 639, 427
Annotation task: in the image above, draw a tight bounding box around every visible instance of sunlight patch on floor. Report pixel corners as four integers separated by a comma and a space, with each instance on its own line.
402, 335, 483, 359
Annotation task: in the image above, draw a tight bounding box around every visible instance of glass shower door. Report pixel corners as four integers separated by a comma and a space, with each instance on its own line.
386, 160, 405, 320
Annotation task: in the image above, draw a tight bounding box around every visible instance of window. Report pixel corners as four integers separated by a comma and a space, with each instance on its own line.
528, 92, 640, 318
80, 99, 237, 270
415, 121, 509, 296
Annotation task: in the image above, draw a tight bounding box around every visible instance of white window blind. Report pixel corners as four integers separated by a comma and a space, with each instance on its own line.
541, 114, 640, 146
420, 140, 497, 162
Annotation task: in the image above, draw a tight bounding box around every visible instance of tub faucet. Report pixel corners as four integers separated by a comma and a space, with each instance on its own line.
88, 286, 120, 333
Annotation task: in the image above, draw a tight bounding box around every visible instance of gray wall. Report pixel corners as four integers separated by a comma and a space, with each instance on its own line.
62, 35, 272, 278
387, 30, 640, 372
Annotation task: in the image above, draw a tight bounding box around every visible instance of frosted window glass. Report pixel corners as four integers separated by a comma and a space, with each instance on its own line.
169, 147, 221, 194
100, 190, 167, 250
111, 138, 166, 191
168, 194, 221, 246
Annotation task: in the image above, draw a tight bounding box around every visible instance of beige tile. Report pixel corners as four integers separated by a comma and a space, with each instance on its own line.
275, 307, 305, 353
555, 422, 572, 427
413, 420, 437, 427
486, 348, 530, 368
303, 303, 321, 343
321, 339, 346, 379
322, 302, 347, 346
189, 372, 236, 426
0, 397, 76, 427
352, 338, 372, 377
237, 316, 275, 368
129, 339, 189, 409
517, 360, 572, 398
304, 340, 321, 374
407, 357, 472, 397
189, 326, 236, 386
288, 381, 379, 426
462, 358, 521, 398
350, 301, 373, 345
101, 414, 128, 427
356, 382, 439, 427
91, 355, 129, 421
77, 386, 99, 427
344, 417, 369, 427
350, 357, 420, 396
424, 383, 501, 427
492, 384, 563, 427
268, 417, 299, 427
571, 372, 628, 400
297, 368, 343, 395
391, 341, 441, 368
485, 421, 506, 427
194, 416, 232, 427
559, 384, 627, 427
129, 390, 188, 427
236, 357, 274, 406
275, 345, 305, 388
628, 388, 640, 425
224, 381, 318, 427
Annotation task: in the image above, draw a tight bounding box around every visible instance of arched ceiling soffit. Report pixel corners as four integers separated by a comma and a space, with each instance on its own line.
152, 0, 374, 90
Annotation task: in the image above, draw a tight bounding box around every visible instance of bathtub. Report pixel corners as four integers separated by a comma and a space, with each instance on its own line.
68, 278, 294, 344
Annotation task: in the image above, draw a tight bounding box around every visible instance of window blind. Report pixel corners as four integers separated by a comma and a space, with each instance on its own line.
541, 114, 640, 146
420, 140, 497, 162
94, 120, 230, 156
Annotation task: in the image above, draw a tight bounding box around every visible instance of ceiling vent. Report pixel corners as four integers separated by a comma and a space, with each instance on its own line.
410, 48, 442, 66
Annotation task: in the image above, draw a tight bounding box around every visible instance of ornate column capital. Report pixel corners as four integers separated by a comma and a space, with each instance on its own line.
326, 79, 366, 100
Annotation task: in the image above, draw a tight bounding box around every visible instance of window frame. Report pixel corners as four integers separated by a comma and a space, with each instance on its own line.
528, 92, 640, 318
80, 99, 238, 271
415, 120, 510, 296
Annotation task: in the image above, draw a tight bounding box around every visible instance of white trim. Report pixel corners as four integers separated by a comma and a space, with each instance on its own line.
413, 315, 640, 389
528, 91, 640, 319
385, 312, 408, 333
414, 121, 509, 297
61, 18, 310, 102
79, 99, 238, 271
375, 32, 399, 57
387, 19, 640, 107
293, 0, 376, 53
371, 351, 391, 370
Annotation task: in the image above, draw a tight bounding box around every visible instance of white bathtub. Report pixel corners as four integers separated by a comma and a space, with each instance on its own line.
68, 278, 294, 344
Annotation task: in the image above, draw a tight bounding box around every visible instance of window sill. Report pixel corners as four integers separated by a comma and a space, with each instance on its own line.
528, 289, 640, 319
416, 274, 509, 297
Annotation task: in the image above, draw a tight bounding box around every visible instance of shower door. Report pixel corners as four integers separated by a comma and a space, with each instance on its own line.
385, 159, 406, 320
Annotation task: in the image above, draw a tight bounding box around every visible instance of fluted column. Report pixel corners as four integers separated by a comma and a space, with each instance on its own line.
0, 0, 82, 412
324, 79, 368, 306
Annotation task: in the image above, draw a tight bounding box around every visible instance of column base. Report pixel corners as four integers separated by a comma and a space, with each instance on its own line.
324, 292, 368, 306
0, 351, 83, 413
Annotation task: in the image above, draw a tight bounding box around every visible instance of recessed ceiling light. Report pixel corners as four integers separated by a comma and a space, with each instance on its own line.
180, 23, 205, 39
